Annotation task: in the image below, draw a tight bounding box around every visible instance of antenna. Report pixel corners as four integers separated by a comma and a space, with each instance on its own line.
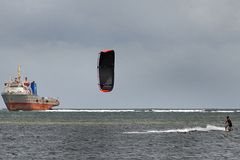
17, 65, 21, 82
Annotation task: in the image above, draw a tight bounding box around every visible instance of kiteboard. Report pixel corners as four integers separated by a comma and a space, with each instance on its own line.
225, 126, 233, 132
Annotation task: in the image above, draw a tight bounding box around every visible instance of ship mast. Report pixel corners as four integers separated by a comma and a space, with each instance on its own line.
17, 65, 21, 82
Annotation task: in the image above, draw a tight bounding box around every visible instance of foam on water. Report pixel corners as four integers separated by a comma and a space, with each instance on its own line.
37, 109, 239, 113
124, 125, 225, 134
152, 109, 205, 113
210, 110, 235, 113
42, 109, 135, 112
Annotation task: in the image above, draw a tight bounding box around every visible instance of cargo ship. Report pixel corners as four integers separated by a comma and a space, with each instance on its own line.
1, 66, 59, 111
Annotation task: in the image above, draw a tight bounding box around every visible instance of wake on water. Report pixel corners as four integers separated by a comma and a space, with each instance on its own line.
124, 125, 225, 134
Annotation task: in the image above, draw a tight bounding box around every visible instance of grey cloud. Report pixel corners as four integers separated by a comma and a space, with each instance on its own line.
1, 0, 240, 108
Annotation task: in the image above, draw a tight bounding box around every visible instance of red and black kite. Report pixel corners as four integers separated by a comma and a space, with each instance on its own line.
98, 50, 115, 92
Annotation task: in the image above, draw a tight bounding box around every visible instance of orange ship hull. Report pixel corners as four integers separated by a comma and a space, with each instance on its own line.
2, 94, 59, 111
6, 102, 56, 111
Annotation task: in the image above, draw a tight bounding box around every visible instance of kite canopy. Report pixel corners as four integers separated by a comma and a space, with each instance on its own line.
98, 50, 115, 92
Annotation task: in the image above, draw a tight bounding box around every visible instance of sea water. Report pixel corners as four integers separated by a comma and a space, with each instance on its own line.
0, 109, 239, 160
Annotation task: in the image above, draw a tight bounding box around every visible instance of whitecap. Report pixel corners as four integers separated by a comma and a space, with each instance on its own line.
42, 109, 135, 112
152, 109, 205, 113
210, 110, 235, 113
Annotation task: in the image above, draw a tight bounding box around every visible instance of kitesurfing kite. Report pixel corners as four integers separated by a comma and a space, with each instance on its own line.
98, 50, 115, 92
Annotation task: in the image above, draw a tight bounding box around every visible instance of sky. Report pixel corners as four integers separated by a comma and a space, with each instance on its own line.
1, 0, 240, 109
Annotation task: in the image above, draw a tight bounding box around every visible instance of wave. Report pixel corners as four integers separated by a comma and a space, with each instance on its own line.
151, 109, 238, 113
151, 109, 205, 113
45, 109, 205, 113
38, 109, 240, 113
42, 109, 136, 112
209, 110, 235, 113
124, 125, 225, 134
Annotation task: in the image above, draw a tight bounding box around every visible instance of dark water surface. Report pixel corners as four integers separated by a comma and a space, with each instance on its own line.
0, 110, 239, 160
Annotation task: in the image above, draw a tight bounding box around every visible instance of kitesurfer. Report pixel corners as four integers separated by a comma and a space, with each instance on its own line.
225, 116, 232, 131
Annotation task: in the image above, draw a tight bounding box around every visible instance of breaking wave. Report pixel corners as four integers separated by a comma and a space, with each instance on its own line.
151, 109, 205, 113
42, 109, 136, 112
124, 125, 225, 134
37, 109, 240, 113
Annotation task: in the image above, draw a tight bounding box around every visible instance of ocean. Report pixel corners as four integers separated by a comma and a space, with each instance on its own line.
0, 109, 239, 160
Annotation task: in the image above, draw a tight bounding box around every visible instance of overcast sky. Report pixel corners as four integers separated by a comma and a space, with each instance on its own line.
1, 0, 240, 109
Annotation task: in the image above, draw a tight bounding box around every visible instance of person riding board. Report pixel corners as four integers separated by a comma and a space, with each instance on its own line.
225, 116, 233, 131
